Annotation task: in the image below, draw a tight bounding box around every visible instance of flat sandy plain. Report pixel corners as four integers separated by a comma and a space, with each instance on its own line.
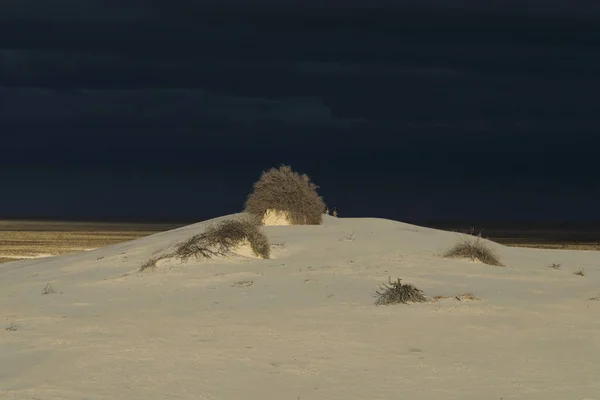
0, 220, 183, 263
2, 216, 600, 399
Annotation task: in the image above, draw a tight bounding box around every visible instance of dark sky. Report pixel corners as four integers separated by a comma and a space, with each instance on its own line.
2, 1, 600, 224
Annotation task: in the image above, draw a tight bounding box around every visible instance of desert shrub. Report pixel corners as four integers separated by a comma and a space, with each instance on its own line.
443, 235, 503, 266
174, 216, 270, 260
140, 257, 160, 272
375, 277, 428, 305
41, 282, 56, 295
244, 165, 326, 225
139, 216, 269, 272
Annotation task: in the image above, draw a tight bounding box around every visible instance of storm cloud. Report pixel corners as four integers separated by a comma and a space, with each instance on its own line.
2, 0, 600, 222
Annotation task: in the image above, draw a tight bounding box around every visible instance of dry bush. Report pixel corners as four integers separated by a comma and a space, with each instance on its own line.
375, 277, 428, 305
140, 257, 160, 272
244, 165, 325, 225
139, 217, 270, 272
42, 282, 56, 295
174, 216, 270, 260
444, 235, 503, 266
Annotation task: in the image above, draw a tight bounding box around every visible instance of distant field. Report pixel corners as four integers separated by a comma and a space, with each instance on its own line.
1, 219, 599, 264
424, 223, 600, 251
0, 220, 184, 263
493, 241, 600, 251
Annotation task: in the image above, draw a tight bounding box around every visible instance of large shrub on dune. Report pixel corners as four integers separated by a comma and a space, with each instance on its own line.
244, 165, 326, 225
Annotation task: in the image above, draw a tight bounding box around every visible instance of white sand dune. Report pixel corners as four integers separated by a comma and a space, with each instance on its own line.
2, 214, 600, 400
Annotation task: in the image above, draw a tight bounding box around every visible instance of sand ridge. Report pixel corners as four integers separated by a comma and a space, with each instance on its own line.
2, 214, 600, 399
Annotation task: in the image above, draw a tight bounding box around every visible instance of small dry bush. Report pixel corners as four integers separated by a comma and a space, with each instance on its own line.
444, 235, 503, 266
139, 217, 269, 272
42, 282, 56, 295
140, 257, 160, 272
244, 165, 325, 225
174, 216, 270, 260
375, 277, 428, 305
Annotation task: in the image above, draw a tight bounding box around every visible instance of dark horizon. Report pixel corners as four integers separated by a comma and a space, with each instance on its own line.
4, 216, 600, 232
3, 1, 599, 225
